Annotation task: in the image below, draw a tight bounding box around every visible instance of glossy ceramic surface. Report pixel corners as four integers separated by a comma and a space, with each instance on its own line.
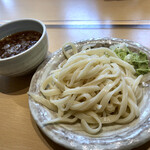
29, 38, 150, 150
0, 19, 48, 76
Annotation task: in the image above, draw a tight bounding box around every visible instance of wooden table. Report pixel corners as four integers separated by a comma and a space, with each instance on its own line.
1, 0, 150, 150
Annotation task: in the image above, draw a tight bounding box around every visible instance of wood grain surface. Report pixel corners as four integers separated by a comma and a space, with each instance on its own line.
0, 0, 150, 24
1, 0, 150, 149
1, 27, 150, 150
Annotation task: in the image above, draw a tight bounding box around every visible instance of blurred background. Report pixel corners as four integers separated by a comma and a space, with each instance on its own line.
1, 0, 150, 52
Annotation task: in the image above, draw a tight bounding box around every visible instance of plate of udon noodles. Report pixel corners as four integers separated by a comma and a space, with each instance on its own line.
28, 37, 150, 150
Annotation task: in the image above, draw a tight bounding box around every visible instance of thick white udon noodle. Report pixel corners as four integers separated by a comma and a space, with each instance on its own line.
29, 43, 143, 135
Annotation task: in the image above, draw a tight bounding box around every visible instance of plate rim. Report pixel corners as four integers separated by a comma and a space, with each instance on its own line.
28, 37, 150, 150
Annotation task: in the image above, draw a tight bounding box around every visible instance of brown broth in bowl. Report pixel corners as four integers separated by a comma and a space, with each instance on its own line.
0, 31, 42, 59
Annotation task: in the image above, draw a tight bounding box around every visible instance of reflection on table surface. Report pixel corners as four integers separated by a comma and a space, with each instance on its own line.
47, 27, 150, 53
0, 0, 150, 150
1, 0, 150, 25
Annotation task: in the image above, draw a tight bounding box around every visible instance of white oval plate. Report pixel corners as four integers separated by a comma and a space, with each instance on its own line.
28, 37, 150, 150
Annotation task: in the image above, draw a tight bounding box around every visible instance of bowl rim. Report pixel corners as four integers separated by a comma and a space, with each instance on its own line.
0, 18, 46, 62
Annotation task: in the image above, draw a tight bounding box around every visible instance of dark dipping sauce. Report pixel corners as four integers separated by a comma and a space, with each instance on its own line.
0, 31, 42, 59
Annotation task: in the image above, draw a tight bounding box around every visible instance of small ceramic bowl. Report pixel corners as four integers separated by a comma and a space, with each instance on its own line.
0, 19, 48, 76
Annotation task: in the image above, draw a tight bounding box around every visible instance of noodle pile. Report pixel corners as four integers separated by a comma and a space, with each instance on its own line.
29, 43, 143, 134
